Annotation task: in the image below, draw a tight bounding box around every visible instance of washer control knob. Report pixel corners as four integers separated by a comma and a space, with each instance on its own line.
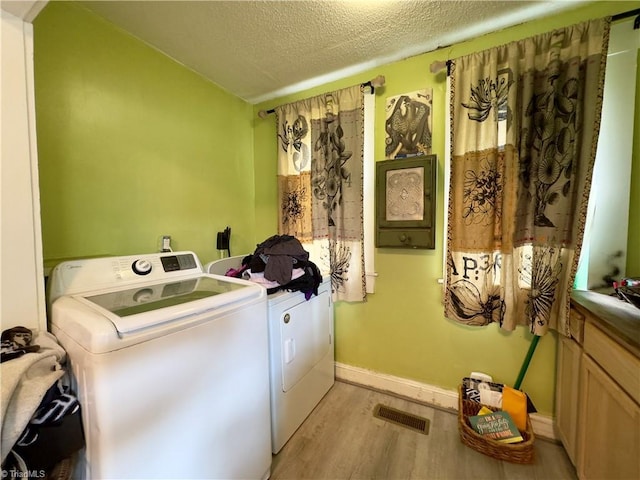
132, 259, 152, 275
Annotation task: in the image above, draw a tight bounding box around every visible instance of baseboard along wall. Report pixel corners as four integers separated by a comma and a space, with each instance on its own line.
334, 362, 558, 441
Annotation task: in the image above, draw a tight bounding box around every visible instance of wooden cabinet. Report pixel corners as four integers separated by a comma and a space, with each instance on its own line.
556, 303, 586, 466
556, 296, 640, 480
375, 155, 437, 249
577, 354, 640, 480
555, 335, 582, 465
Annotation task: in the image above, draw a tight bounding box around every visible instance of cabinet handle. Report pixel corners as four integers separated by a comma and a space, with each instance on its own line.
283, 313, 290, 324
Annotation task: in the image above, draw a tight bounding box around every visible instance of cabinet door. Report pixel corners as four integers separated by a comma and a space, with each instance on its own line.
556, 335, 582, 466
577, 355, 640, 480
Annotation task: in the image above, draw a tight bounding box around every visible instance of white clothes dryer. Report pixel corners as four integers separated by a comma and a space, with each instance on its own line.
206, 256, 335, 453
49, 251, 271, 480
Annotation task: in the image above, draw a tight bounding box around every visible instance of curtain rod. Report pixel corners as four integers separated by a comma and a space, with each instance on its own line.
257, 75, 385, 118
429, 9, 640, 76
611, 7, 640, 25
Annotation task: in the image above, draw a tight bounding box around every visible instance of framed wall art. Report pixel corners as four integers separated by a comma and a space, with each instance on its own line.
385, 89, 433, 159
375, 154, 437, 249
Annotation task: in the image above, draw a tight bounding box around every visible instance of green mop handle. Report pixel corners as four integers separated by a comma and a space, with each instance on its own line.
514, 335, 540, 390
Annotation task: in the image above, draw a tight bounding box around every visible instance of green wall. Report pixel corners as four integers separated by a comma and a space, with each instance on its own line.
627, 48, 640, 277
34, 1, 258, 264
32, 0, 637, 417
253, 1, 639, 416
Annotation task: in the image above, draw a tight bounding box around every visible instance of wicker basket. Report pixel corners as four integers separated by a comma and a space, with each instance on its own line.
457, 385, 535, 464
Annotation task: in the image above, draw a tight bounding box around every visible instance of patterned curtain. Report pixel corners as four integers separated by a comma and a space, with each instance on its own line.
276, 85, 366, 302
445, 18, 610, 336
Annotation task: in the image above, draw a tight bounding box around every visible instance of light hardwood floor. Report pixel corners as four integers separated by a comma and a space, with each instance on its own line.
270, 381, 577, 480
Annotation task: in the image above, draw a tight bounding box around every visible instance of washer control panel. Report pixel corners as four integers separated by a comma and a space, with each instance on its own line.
49, 251, 205, 302
129, 254, 197, 276
160, 254, 197, 272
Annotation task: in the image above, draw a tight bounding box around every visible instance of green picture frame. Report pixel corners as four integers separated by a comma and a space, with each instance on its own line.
375, 154, 437, 249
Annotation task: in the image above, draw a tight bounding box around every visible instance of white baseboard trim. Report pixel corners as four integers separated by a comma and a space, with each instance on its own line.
335, 362, 558, 441
335, 362, 459, 410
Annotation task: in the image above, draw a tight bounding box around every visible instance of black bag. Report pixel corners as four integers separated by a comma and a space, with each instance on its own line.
4, 382, 85, 475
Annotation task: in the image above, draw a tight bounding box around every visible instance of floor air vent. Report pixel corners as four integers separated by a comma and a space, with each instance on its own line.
373, 404, 430, 435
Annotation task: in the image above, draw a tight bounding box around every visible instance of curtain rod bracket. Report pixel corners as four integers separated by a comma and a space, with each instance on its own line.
362, 74, 386, 93
430, 60, 452, 76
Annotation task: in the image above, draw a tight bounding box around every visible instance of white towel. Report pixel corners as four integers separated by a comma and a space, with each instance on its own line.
1, 332, 66, 462
242, 268, 306, 288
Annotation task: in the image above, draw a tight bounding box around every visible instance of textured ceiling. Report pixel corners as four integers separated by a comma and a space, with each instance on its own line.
77, 0, 586, 104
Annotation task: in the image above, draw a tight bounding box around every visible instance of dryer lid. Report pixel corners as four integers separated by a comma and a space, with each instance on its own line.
78, 275, 259, 335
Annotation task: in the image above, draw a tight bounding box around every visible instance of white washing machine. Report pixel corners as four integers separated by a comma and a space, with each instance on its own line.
48, 251, 272, 480
206, 256, 334, 453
